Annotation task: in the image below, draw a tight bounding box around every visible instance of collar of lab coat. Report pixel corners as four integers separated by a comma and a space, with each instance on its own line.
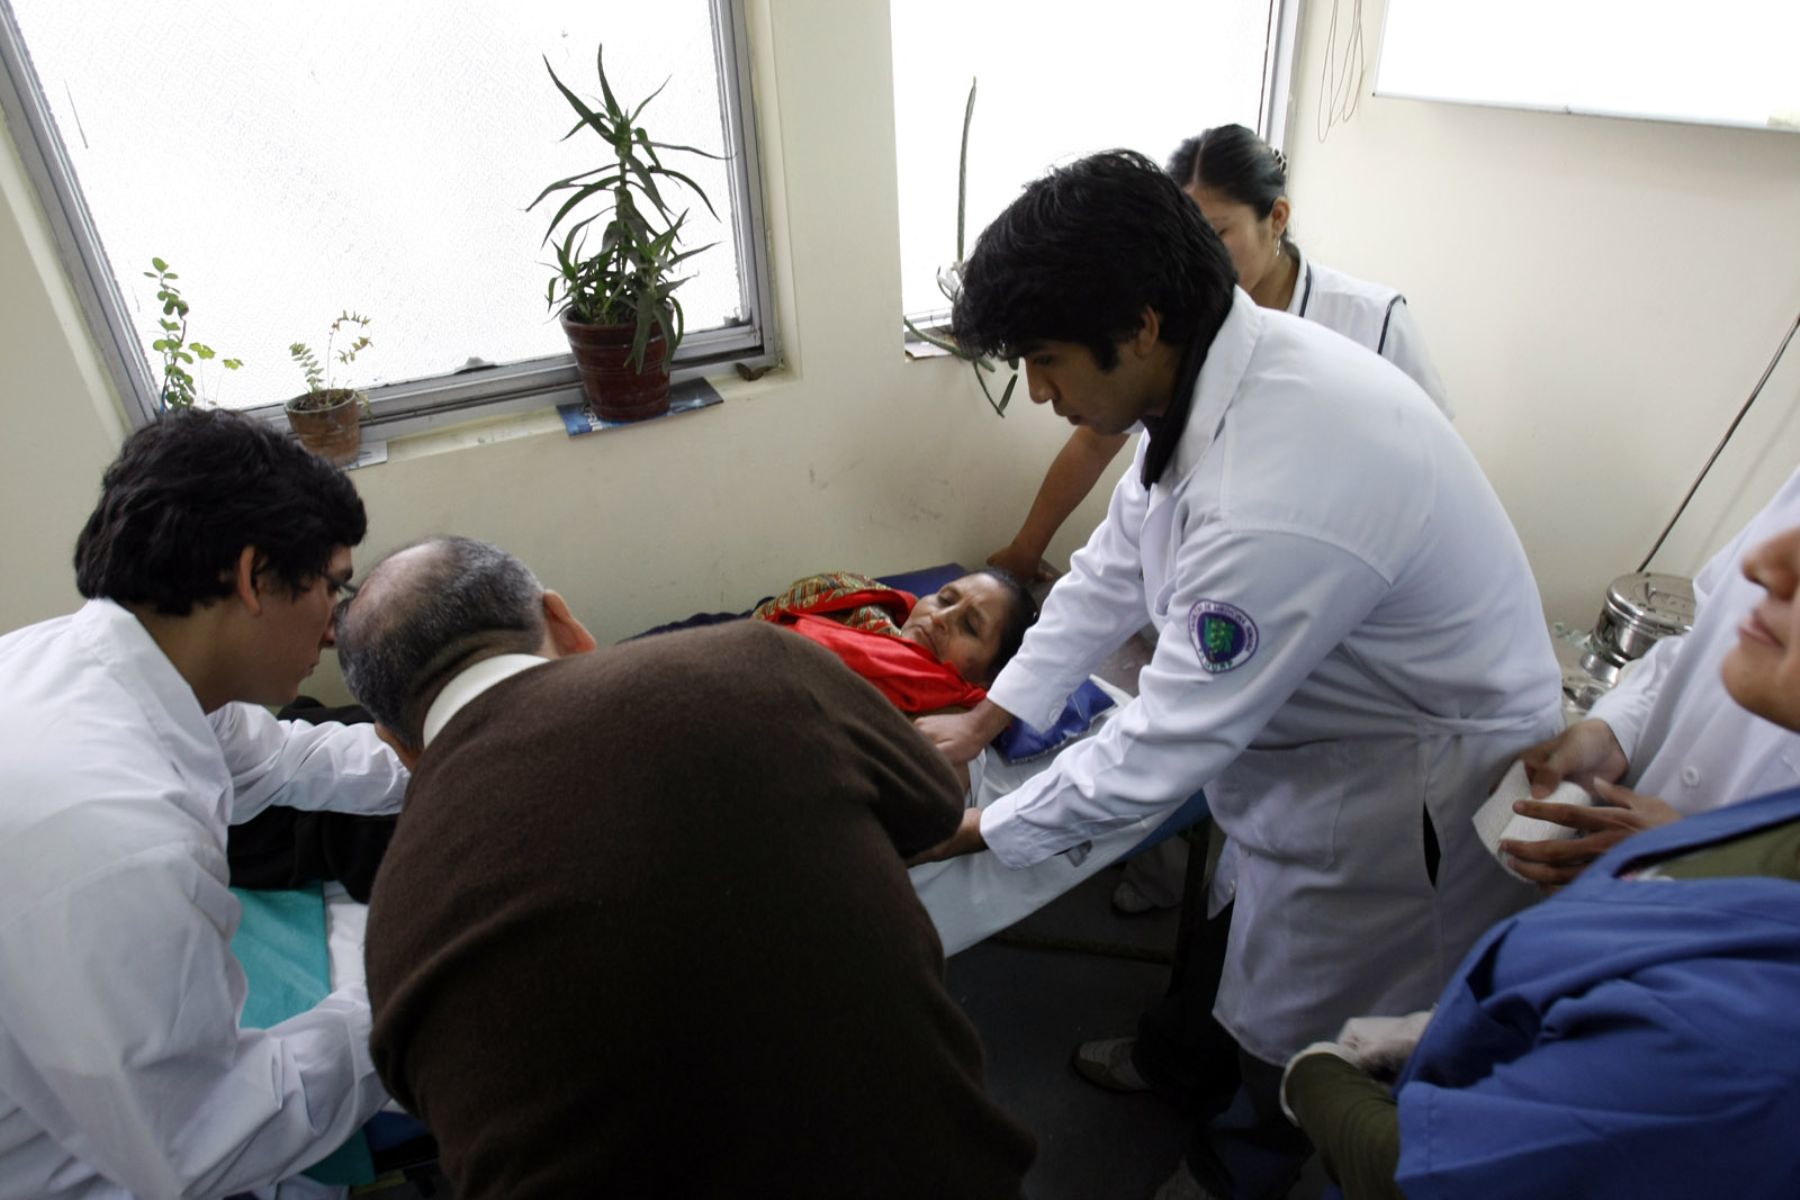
1157, 286, 1264, 495
1283, 246, 1313, 319
421, 653, 550, 748
72, 597, 221, 784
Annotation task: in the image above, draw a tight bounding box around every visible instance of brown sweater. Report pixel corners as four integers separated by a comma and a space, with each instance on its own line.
366, 621, 1034, 1198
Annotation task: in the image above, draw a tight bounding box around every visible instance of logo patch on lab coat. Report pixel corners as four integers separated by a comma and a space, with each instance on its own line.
1188, 600, 1258, 673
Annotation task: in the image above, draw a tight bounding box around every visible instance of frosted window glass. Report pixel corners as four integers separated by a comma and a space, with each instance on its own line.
1379, 0, 1800, 133
892, 0, 1274, 320
10, 1, 743, 409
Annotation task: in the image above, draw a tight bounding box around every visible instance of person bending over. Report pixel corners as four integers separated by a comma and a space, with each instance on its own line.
988, 123, 1450, 583
917, 149, 1558, 1200
1283, 519, 1800, 1200
0, 409, 407, 1200
335, 537, 1036, 1200
753, 567, 1036, 715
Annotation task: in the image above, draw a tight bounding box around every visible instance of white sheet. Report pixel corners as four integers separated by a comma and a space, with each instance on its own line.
322, 881, 366, 992
912, 678, 1179, 955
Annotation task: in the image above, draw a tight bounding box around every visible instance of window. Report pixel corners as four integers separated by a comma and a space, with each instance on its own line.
0, 0, 773, 437
1378, 0, 1800, 134
892, 0, 1295, 326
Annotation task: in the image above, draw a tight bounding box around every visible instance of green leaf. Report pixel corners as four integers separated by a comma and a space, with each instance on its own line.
151, 256, 168, 272
957, 77, 977, 262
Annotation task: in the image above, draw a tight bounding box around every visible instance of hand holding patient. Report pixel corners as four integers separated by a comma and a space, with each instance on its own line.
916, 698, 1014, 766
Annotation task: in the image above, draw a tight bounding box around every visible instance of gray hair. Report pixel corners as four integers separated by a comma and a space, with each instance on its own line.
336, 536, 546, 750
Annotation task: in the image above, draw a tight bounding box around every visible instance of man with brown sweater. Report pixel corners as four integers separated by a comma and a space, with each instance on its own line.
335, 536, 1035, 1198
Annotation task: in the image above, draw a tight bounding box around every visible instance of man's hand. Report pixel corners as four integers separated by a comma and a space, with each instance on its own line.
907, 807, 987, 865
915, 699, 1013, 767
1517, 719, 1629, 798
985, 543, 1058, 584
1501, 778, 1682, 889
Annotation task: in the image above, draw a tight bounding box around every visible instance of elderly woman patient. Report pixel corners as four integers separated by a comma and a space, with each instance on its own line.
752, 568, 1036, 715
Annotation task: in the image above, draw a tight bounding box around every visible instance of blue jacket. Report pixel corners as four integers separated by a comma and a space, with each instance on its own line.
1394, 786, 1800, 1199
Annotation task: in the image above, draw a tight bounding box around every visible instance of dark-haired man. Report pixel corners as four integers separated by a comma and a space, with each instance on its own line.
916, 151, 1562, 1199
334, 537, 1035, 1199
0, 410, 408, 1199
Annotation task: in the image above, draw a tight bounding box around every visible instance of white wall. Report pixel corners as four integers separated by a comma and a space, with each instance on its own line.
0, 0, 1098, 702
1282, 0, 1800, 625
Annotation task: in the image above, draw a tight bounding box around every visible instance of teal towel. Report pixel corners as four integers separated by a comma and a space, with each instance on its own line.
231, 885, 376, 1186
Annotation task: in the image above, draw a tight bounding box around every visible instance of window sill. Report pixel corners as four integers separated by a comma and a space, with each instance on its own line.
372, 365, 785, 468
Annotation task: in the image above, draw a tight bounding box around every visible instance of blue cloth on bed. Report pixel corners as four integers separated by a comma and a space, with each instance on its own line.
231, 886, 376, 1186
991, 680, 1118, 763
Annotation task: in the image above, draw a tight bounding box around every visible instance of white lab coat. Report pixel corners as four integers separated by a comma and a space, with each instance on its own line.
0, 600, 407, 1200
1587, 467, 1800, 811
1287, 248, 1451, 418
983, 289, 1562, 1064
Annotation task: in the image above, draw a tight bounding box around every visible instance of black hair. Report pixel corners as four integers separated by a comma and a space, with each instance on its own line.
950, 149, 1237, 370
335, 536, 547, 750
73, 408, 366, 615
974, 566, 1038, 682
1166, 124, 1295, 253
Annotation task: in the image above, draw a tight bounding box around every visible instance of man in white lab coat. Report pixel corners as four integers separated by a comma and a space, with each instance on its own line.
0, 410, 408, 1199
917, 151, 1562, 1199
1501, 466, 1800, 884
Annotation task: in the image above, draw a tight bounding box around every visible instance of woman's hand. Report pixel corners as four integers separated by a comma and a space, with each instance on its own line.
1501, 778, 1682, 890
985, 542, 1058, 584
915, 699, 1013, 766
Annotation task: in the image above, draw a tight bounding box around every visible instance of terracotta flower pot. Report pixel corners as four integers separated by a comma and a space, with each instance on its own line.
560, 312, 671, 422
284, 388, 364, 466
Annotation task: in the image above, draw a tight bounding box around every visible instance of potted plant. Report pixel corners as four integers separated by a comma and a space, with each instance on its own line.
531, 46, 718, 422
144, 257, 243, 412
286, 312, 373, 465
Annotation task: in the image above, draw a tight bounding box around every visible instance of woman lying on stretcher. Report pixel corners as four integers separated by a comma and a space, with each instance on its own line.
753, 569, 1037, 716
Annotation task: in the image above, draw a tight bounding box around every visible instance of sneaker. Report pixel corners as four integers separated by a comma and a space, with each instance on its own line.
1070, 1036, 1150, 1093
1151, 1162, 1222, 1200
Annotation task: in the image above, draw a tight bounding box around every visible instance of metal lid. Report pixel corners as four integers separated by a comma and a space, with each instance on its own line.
1602, 572, 1695, 637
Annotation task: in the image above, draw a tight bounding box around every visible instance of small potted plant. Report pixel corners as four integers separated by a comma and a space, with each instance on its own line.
144, 257, 243, 412
286, 312, 373, 465
530, 46, 717, 422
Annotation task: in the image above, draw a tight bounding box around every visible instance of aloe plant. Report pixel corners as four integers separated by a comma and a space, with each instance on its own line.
531, 46, 720, 373
903, 78, 1018, 417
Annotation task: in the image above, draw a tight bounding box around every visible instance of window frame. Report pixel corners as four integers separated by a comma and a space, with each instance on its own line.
0, 0, 776, 441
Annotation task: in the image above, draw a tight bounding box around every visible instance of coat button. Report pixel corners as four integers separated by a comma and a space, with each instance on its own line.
1680, 766, 1701, 787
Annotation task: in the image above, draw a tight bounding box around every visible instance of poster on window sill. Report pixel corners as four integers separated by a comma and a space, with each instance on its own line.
557, 378, 723, 437
344, 441, 388, 471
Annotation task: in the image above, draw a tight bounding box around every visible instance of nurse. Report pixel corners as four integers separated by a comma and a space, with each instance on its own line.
987, 124, 1450, 583
918, 149, 1561, 1200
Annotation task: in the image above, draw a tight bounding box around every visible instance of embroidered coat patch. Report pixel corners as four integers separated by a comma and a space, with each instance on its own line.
1188, 600, 1258, 673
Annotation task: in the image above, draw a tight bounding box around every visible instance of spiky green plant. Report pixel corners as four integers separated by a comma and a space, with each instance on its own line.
530, 45, 720, 374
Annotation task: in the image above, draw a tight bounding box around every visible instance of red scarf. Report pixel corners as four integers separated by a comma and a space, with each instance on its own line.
773, 611, 988, 715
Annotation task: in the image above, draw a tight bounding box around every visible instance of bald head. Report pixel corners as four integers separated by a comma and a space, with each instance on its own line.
336, 537, 549, 751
